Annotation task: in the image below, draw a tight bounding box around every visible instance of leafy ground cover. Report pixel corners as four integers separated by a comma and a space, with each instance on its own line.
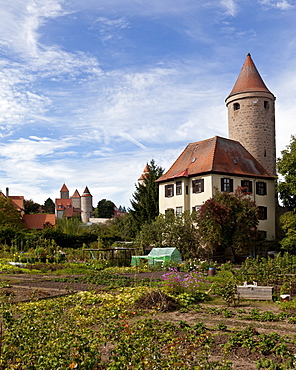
1, 258, 296, 369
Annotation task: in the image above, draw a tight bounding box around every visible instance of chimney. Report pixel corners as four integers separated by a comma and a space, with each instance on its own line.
6, 187, 9, 197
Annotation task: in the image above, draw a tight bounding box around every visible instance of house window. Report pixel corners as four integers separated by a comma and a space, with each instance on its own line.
241, 180, 252, 193
256, 182, 267, 195
176, 181, 182, 195
221, 178, 233, 192
176, 206, 183, 216
165, 184, 174, 197
192, 179, 204, 193
264, 101, 269, 110
233, 103, 240, 111
258, 206, 267, 220
192, 205, 201, 213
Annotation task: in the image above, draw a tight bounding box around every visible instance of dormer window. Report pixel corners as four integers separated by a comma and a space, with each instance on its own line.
233, 103, 240, 111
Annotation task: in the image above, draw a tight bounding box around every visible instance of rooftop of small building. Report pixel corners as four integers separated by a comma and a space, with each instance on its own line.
156, 136, 275, 183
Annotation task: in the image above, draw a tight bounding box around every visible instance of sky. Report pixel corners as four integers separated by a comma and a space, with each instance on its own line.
0, 0, 296, 209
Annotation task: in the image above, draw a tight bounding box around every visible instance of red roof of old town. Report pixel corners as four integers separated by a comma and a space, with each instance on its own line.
23, 214, 56, 230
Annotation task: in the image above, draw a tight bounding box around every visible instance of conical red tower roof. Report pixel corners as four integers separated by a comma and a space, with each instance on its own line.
227, 53, 272, 99
71, 189, 80, 198
60, 183, 69, 192
82, 186, 92, 197
138, 163, 150, 181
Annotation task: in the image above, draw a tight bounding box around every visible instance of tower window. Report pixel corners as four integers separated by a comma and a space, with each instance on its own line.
264, 101, 269, 110
264, 149, 267, 157
233, 103, 240, 111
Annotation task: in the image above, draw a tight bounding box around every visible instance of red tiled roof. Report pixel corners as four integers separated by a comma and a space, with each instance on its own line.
23, 214, 56, 230
71, 189, 80, 198
156, 136, 274, 183
82, 186, 92, 197
227, 53, 273, 99
8, 196, 24, 211
55, 198, 73, 210
138, 163, 150, 181
60, 183, 69, 192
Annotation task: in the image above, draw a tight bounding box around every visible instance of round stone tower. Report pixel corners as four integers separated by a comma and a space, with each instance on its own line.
225, 53, 276, 175
81, 186, 93, 223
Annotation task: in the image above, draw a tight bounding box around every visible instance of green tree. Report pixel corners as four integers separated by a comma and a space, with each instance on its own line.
277, 135, 296, 211
24, 199, 41, 214
93, 199, 115, 218
279, 211, 296, 253
197, 189, 259, 261
138, 211, 200, 259
129, 159, 164, 232
43, 198, 55, 214
0, 196, 24, 229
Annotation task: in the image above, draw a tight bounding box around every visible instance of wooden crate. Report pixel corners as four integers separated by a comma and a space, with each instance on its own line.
236, 285, 273, 300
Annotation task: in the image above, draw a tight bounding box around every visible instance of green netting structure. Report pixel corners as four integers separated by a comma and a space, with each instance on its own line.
131, 247, 182, 267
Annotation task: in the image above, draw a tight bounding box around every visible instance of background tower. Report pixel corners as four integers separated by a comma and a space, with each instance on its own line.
81, 186, 93, 223
71, 189, 81, 210
225, 53, 276, 175
60, 184, 69, 199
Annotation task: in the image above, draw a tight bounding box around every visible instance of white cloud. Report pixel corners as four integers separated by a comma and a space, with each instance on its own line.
259, 0, 294, 10
0, 0, 67, 57
93, 17, 131, 42
221, 0, 238, 16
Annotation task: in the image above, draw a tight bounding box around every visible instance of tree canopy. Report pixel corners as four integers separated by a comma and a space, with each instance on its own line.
129, 159, 164, 232
43, 198, 55, 214
197, 189, 259, 261
93, 199, 115, 218
24, 199, 41, 214
277, 135, 296, 211
279, 211, 296, 253
0, 195, 24, 229
138, 211, 200, 259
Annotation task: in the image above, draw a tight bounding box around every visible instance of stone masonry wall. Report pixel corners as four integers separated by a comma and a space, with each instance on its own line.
227, 92, 276, 175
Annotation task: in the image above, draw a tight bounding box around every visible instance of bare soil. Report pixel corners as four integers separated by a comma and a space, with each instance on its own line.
0, 272, 295, 369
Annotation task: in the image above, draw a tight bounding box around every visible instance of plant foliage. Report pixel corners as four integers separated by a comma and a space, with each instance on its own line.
197, 188, 259, 260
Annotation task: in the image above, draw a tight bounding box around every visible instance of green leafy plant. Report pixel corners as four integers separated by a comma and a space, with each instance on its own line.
216, 280, 238, 306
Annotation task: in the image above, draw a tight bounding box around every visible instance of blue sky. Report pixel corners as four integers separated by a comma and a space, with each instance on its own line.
0, 0, 296, 208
